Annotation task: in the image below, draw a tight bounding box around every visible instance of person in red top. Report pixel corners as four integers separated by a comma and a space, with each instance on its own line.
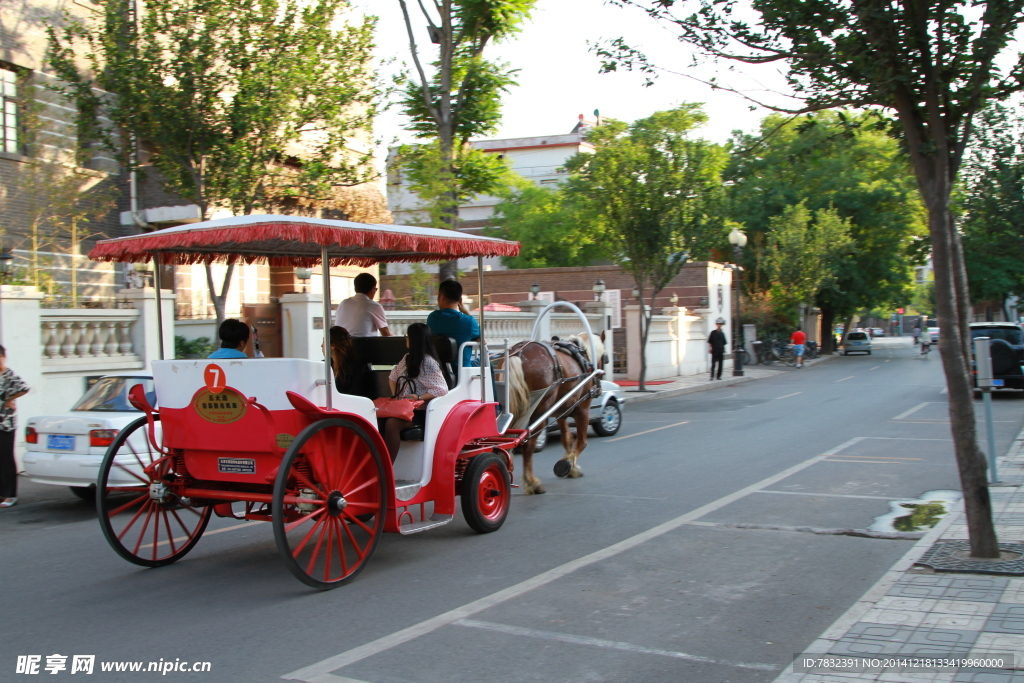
790, 327, 807, 368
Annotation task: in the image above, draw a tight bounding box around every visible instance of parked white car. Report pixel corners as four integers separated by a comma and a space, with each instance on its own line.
22, 374, 156, 501
531, 379, 626, 451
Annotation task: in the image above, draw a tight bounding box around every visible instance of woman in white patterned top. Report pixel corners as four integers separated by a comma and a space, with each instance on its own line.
384, 323, 448, 461
0, 344, 30, 508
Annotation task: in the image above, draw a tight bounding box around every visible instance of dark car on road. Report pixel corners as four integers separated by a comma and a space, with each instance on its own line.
970, 322, 1024, 391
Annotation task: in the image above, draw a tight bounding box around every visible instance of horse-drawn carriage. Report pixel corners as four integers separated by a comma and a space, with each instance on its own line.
88, 216, 603, 589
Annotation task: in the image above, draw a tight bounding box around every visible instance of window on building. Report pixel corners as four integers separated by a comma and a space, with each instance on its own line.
1, 66, 20, 154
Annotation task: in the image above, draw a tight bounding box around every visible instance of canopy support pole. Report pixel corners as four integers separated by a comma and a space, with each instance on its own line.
322, 246, 332, 410
153, 254, 165, 361
477, 256, 487, 401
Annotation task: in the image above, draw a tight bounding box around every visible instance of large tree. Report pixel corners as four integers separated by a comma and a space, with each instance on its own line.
49, 0, 378, 324
959, 103, 1024, 318
566, 106, 728, 390
602, 0, 1024, 558
727, 111, 926, 352
396, 0, 535, 281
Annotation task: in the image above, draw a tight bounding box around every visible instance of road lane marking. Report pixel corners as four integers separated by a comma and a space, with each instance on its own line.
774, 392, 802, 400
540, 492, 664, 501
835, 376, 855, 382
456, 619, 776, 671
305, 675, 373, 683
823, 436, 867, 455
755, 490, 893, 500
892, 402, 938, 420
825, 459, 907, 464
823, 455, 923, 461
605, 420, 689, 442
281, 452, 829, 682
869, 366, 880, 371
140, 520, 261, 551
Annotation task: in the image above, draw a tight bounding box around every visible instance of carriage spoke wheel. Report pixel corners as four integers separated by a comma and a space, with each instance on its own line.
273, 418, 386, 590
460, 452, 510, 534
97, 415, 212, 568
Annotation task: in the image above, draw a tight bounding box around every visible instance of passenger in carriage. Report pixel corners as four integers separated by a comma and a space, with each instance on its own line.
426, 279, 480, 367
325, 326, 367, 396
382, 323, 449, 461
335, 273, 391, 337
208, 319, 251, 359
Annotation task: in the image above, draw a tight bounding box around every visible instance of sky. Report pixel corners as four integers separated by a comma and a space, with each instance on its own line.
353, 0, 796, 156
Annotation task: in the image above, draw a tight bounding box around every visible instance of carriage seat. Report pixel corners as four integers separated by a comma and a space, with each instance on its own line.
352, 336, 408, 400
432, 335, 458, 389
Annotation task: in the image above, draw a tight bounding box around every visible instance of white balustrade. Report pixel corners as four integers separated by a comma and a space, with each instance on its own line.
39, 310, 143, 372
382, 310, 600, 347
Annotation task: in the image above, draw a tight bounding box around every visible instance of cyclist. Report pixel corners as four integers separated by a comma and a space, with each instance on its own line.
920, 328, 932, 356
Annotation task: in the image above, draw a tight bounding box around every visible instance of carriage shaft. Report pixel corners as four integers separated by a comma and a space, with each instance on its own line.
525, 369, 604, 437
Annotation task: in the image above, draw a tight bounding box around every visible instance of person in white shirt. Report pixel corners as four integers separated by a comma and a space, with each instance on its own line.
335, 273, 391, 337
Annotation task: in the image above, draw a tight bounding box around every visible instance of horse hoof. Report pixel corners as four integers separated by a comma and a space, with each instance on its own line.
568, 467, 584, 478
553, 459, 572, 478
524, 483, 546, 495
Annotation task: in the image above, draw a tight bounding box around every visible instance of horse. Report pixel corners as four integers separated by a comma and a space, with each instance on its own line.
501, 331, 606, 495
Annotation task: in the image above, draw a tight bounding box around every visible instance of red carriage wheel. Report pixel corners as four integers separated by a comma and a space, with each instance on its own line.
460, 452, 511, 533
272, 418, 386, 590
97, 416, 212, 568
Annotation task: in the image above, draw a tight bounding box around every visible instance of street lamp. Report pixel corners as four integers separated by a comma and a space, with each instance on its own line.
592, 279, 606, 301
670, 293, 679, 306
530, 282, 540, 301
631, 286, 640, 301
295, 267, 312, 293
728, 227, 748, 376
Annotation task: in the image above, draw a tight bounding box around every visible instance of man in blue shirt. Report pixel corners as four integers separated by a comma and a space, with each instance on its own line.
208, 319, 250, 359
427, 280, 480, 367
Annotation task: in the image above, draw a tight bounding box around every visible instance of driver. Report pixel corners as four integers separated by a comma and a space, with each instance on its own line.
208, 319, 251, 359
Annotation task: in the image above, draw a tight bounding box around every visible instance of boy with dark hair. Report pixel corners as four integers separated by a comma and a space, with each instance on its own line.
427, 279, 480, 367
209, 319, 251, 359
335, 272, 390, 337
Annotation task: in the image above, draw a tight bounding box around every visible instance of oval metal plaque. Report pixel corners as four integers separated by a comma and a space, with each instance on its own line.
194, 387, 247, 424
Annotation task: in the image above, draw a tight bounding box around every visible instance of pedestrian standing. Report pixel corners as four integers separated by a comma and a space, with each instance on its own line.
0, 344, 30, 508
791, 327, 807, 368
707, 318, 727, 381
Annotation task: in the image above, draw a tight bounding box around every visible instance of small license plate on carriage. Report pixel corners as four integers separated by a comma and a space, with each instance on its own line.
218, 458, 256, 474
47, 435, 75, 450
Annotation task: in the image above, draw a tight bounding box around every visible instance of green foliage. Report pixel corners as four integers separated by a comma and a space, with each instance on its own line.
48, 0, 379, 218
959, 103, 1024, 309
727, 111, 925, 317
396, 0, 536, 247
566, 105, 728, 299
911, 282, 937, 318
175, 336, 214, 359
489, 182, 603, 268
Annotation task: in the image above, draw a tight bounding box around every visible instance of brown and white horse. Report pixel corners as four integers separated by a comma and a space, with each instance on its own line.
501, 332, 605, 495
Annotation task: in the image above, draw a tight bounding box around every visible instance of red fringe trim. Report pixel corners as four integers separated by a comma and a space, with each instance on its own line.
88, 221, 520, 266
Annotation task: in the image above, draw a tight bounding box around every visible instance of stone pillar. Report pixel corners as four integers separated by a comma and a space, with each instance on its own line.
517, 300, 551, 341
582, 301, 611, 335
0, 286, 45, 464
119, 287, 176, 368
624, 303, 649, 381
280, 292, 326, 360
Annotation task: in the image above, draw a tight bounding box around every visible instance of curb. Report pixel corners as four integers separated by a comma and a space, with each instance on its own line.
622, 353, 840, 405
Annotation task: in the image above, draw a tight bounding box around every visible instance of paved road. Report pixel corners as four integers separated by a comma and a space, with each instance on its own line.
2, 338, 1022, 683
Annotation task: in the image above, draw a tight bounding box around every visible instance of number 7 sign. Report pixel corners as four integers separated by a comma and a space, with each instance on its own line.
204, 364, 227, 394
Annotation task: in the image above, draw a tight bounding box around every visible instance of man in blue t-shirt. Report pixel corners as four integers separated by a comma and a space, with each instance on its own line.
427, 280, 480, 367
208, 319, 250, 359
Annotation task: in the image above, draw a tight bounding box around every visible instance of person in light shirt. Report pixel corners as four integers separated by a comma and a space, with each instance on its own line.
335, 273, 391, 337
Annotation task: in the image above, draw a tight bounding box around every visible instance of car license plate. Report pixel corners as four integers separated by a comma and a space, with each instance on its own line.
994, 379, 1005, 387
47, 434, 75, 450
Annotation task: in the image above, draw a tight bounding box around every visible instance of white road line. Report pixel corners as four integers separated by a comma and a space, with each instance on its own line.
456, 619, 777, 672
869, 366, 880, 371
140, 520, 261, 550
540, 492, 665, 501
825, 459, 907, 465
835, 376, 855, 382
606, 420, 689, 442
822, 436, 866, 456
754, 490, 894, 501
306, 675, 374, 683
774, 392, 802, 400
892, 402, 937, 420
281, 453, 828, 682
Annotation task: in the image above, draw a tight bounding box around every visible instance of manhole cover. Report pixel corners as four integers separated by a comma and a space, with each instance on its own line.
917, 540, 1024, 575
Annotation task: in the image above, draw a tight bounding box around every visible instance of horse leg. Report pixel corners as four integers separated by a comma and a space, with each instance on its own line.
553, 417, 576, 478
520, 437, 545, 495
565, 404, 590, 478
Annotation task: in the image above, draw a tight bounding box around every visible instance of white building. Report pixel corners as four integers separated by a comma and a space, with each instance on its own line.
385, 116, 596, 274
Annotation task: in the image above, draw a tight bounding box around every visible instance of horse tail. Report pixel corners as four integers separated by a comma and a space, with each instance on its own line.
502, 355, 530, 421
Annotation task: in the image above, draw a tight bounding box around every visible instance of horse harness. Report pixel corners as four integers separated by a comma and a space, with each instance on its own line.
508, 340, 601, 421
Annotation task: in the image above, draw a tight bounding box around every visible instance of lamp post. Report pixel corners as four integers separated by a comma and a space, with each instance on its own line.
728, 226, 748, 376
530, 282, 540, 301
294, 267, 312, 293
670, 293, 679, 306
592, 278, 606, 302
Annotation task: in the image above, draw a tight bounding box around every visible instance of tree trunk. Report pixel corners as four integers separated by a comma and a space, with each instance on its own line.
205, 262, 236, 329
926, 195, 999, 557
840, 314, 854, 349
819, 303, 836, 354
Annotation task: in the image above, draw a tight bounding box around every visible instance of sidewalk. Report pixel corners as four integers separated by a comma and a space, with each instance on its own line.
775, 430, 1024, 683
616, 352, 837, 405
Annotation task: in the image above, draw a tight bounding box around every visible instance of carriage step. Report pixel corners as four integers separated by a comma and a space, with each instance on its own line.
394, 480, 422, 502
398, 513, 454, 535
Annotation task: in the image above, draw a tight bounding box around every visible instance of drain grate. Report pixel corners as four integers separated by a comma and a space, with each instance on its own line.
916, 540, 1024, 575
